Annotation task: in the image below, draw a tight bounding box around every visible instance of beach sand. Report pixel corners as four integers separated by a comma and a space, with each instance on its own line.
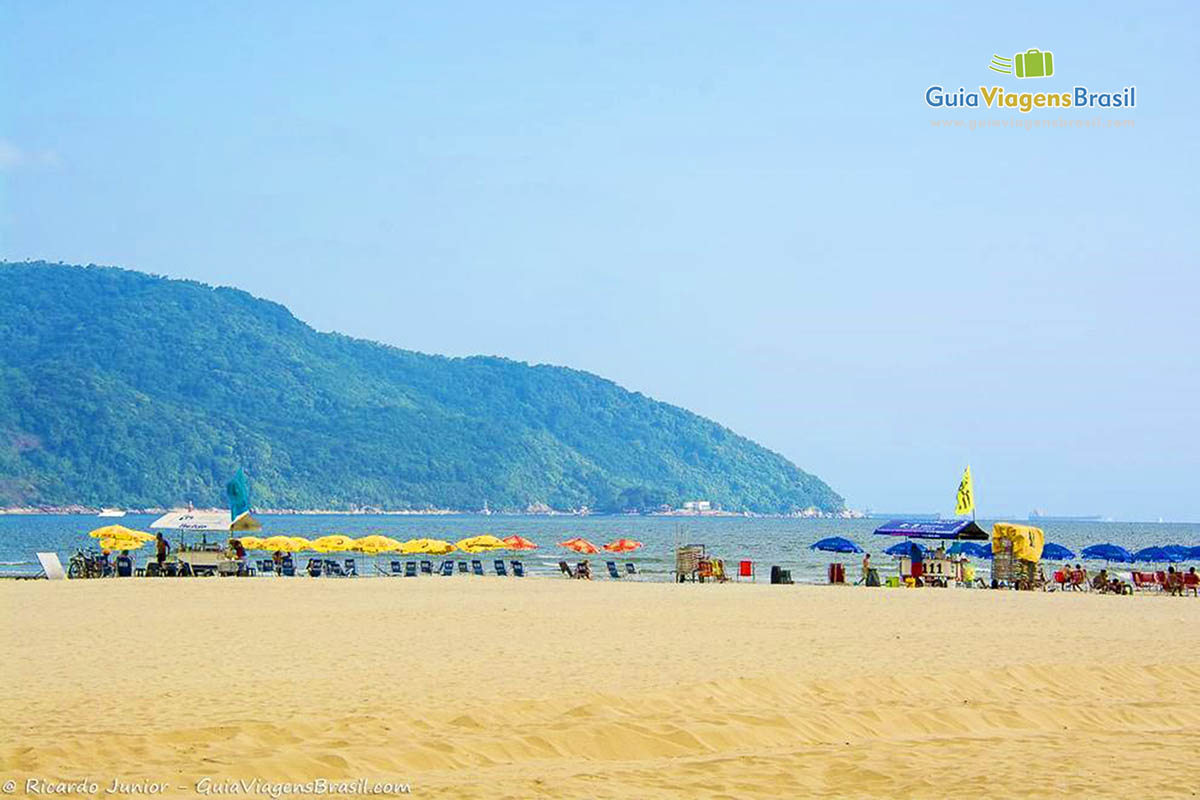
2, 578, 1199, 798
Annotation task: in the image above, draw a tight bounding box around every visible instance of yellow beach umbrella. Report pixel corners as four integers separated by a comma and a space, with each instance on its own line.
235, 535, 265, 550
89, 525, 154, 543
99, 536, 148, 552
456, 534, 508, 553
354, 535, 403, 555
400, 538, 457, 556
310, 534, 358, 553
257, 535, 309, 553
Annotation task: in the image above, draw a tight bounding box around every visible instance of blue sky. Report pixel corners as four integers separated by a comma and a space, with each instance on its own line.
2, 1, 1198, 519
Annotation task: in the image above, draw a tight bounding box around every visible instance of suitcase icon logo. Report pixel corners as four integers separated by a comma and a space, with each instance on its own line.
988, 49, 1055, 78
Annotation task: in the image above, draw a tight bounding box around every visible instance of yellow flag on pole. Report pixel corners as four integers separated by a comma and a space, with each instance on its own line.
955, 466, 975, 516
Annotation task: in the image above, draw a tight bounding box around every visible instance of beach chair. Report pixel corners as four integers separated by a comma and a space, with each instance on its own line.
606, 561, 621, 579
115, 555, 133, 577
626, 562, 638, 576
558, 560, 575, 578
1131, 571, 1153, 591
404, 561, 418, 578
281, 557, 295, 577
325, 559, 345, 577
390, 560, 404, 576
343, 558, 357, 577
1184, 572, 1199, 596
438, 560, 454, 576
1068, 570, 1087, 591
494, 559, 508, 577
1155, 571, 1168, 591
471, 560, 485, 576
713, 559, 729, 582
457, 560, 469, 574
737, 560, 755, 581
419, 560, 433, 576
35, 552, 67, 581
511, 560, 525, 577
306, 558, 323, 577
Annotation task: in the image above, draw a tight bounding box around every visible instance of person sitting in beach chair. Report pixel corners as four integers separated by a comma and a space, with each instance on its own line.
577, 560, 592, 580
306, 558, 323, 577
1184, 567, 1199, 596
1165, 566, 1185, 596
272, 551, 284, 574
1069, 565, 1088, 591
115, 551, 133, 578
1092, 569, 1110, 593
606, 560, 621, 579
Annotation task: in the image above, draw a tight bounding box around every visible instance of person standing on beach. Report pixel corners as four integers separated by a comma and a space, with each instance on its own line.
861, 553, 871, 581
155, 533, 170, 567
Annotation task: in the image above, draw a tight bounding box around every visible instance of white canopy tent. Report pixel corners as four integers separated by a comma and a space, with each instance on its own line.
150, 510, 261, 532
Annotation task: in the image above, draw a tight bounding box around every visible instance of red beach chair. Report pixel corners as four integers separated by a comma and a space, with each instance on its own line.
738, 560, 755, 581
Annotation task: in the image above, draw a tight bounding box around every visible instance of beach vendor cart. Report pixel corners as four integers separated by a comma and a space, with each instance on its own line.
150, 509, 261, 576
873, 519, 989, 587
990, 523, 1044, 589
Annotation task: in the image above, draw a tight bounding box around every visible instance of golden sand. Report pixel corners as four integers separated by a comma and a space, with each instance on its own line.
2, 578, 1199, 798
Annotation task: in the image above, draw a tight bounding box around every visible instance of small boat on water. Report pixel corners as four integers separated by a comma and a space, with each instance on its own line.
97, 508, 127, 518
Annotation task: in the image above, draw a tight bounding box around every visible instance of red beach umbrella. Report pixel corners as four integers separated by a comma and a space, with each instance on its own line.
603, 538, 643, 553
559, 537, 601, 555
502, 535, 539, 551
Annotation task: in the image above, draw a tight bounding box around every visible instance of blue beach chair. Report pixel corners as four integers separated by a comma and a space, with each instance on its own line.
404, 561, 418, 578
471, 560, 484, 576
511, 560, 525, 577
606, 561, 621, 579
626, 562, 639, 575
420, 560, 433, 576
438, 560, 454, 576
494, 559, 508, 576
281, 557, 295, 577
343, 558, 357, 577
457, 560, 469, 574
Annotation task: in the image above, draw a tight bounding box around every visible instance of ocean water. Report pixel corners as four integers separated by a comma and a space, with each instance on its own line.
2, 514, 1198, 581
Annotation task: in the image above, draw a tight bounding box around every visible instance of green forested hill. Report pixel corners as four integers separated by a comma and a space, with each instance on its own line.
0, 262, 843, 513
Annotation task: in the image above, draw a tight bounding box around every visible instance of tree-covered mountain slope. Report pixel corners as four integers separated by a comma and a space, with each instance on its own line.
0, 262, 843, 513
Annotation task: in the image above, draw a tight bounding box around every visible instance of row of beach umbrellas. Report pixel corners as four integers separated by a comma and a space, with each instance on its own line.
809, 534, 1200, 564
87, 526, 643, 556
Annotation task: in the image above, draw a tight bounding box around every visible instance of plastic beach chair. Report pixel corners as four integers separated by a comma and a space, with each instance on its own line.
471, 560, 485, 576
420, 560, 433, 576
389, 560, 404, 576
511, 560, 525, 577
606, 561, 621, 579
343, 558, 357, 576
457, 560, 469, 574
281, 557, 295, 577
494, 559, 508, 576
35, 552, 67, 580
558, 560, 574, 578
404, 561, 418, 578
116, 555, 133, 577
437, 560, 454, 576
626, 562, 638, 575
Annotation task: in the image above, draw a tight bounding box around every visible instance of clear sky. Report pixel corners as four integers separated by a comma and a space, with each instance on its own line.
2, 1, 1197, 520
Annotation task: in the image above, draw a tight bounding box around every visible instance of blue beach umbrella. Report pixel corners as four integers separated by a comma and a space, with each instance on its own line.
1132, 546, 1172, 564
1161, 545, 1190, 562
810, 536, 863, 554
1080, 543, 1133, 563
1185, 546, 1200, 561
1041, 543, 1076, 561
947, 541, 989, 558
884, 541, 925, 559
